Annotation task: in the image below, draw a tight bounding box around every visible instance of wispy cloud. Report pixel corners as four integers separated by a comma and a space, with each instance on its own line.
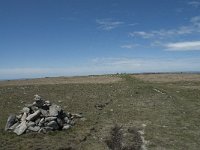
91, 57, 200, 72
165, 41, 200, 51
190, 16, 200, 27
128, 23, 139, 26
120, 44, 139, 49
129, 31, 154, 39
188, 1, 200, 8
129, 16, 200, 39
96, 19, 124, 31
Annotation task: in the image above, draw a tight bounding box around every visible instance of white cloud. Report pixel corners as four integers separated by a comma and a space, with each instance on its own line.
130, 16, 200, 39
91, 57, 200, 72
120, 44, 139, 49
129, 31, 154, 39
188, 1, 200, 8
190, 16, 200, 27
165, 41, 200, 51
128, 23, 139, 26
130, 26, 195, 39
96, 19, 124, 31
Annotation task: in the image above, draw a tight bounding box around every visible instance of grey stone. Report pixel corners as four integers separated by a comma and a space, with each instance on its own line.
35, 118, 41, 125
35, 100, 45, 108
45, 100, 51, 105
22, 107, 30, 113
27, 121, 35, 127
38, 118, 45, 126
21, 113, 27, 122
40, 109, 48, 116
64, 117, 70, 124
57, 118, 63, 128
9, 122, 20, 130
28, 126, 40, 132
5, 115, 16, 131
44, 127, 54, 132
72, 113, 83, 118
26, 110, 41, 121
13, 121, 27, 135
34, 94, 41, 101
38, 127, 46, 133
47, 121, 59, 130
30, 106, 39, 112
63, 124, 71, 130
49, 104, 62, 116
16, 114, 22, 120
45, 117, 57, 122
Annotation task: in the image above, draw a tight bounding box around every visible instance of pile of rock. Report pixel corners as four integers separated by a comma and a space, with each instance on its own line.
5, 95, 82, 135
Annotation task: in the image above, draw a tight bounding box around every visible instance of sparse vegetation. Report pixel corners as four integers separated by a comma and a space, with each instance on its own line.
0, 74, 200, 149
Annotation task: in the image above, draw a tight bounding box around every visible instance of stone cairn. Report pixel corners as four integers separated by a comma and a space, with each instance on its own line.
5, 95, 82, 135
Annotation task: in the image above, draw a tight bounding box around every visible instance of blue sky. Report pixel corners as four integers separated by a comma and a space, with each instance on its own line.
1, 0, 200, 79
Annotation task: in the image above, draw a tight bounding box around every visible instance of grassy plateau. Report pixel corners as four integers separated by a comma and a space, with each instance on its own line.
0, 74, 200, 150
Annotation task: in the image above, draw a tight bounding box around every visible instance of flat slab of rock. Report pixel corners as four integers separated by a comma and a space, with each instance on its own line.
13, 121, 27, 135
9, 122, 20, 130
5, 115, 16, 131
45, 117, 57, 122
63, 124, 71, 130
26, 110, 41, 121
28, 126, 40, 132
21, 113, 27, 122
49, 104, 62, 116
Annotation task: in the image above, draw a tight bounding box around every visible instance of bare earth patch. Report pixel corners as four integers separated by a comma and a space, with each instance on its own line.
0, 76, 122, 86
132, 74, 200, 83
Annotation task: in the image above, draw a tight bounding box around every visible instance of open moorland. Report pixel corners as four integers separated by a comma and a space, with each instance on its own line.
0, 74, 200, 150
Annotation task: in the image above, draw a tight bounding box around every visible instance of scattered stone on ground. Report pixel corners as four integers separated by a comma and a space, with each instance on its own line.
5, 95, 83, 135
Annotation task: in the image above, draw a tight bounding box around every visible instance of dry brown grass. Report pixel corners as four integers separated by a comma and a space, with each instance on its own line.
132, 74, 200, 83
0, 76, 122, 86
